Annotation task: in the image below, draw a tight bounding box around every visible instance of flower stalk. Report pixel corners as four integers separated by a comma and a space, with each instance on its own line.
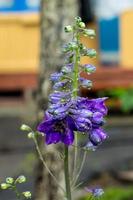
33, 134, 65, 193
64, 146, 72, 200
21, 16, 107, 200
72, 22, 81, 187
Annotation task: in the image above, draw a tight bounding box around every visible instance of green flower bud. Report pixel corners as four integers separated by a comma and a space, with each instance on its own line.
20, 124, 31, 132
6, 177, 14, 184
87, 49, 97, 58
27, 132, 34, 139
70, 42, 78, 50
64, 25, 73, 33
83, 29, 96, 38
79, 22, 85, 28
38, 132, 44, 137
75, 16, 82, 23
1, 183, 9, 190
16, 175, 26, 183
23, 191, 31, 199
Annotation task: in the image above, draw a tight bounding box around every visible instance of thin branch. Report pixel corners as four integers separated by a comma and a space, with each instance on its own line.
33, 136, 65, 193
72, 151, 87, 188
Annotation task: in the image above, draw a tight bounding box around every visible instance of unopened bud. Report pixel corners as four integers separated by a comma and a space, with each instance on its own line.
83, 29, 96, 38
23, 191, 32, 199
79, 22, 85, 28
16, 175, 26, 183
87, 49, 97, 58
38, 132, 44, 137
70, 42, 78, 50
75, 16, 82, 23
84, 64, 96, 73
64, 25, 73, 33
6, 177, 14, 184
61, 65, 72, 74
27, 132, 34, 139
1, 183, 9, 190
20, 124, 31, 132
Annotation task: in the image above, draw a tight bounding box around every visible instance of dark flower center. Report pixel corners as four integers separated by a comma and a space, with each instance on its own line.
54, 121, 65, 134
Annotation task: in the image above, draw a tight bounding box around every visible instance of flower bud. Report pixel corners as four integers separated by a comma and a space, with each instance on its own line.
53, 80, 69, 90
16, 175, 26, 183
85, 187, 104, 197
27, 132, 34, 139
75, 16, 82, 23
50, 72, 63, 82
84, 64, 96, 73
64, 25, 73, 33
62, 44, 70, 53
61, 66, 71, 74
22, 191, 31, 199
20, 124, 31, 132
79, 22, 85, 28
38, 132, 44, 137
61, 64, 73, 74
89, 129, 107, 146
80, 78, 92, 88
6, 177, 14, 184
83, 29, 96, 38
1, 183, 9, 190
70, 42, 78, 50
84, 142, 97, 151
87, 49, 97, 58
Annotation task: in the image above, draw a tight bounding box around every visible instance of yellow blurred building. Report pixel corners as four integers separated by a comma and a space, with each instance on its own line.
0, 13, 98, 76
0, 13, 40, 74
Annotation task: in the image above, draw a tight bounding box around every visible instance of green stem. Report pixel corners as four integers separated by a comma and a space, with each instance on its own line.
64, 146, 72, 200
72, 32, 80, 180
73, 34, 80, 98
12, 186, 22, 200
72, 151, 87, 188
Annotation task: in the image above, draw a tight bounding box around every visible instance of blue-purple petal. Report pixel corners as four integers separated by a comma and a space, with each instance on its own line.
61, 128, 74, 145
46, 132, 60, 144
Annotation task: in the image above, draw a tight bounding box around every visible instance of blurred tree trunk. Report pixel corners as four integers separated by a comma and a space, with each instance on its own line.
36, 1, 78, 200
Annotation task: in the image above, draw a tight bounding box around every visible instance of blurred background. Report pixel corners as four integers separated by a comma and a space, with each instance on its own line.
0, 0, 133, 199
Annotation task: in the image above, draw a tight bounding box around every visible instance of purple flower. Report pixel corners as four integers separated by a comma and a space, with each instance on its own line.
38, 95, 108, 146
76, 97, 108, 115
73, 116, 92, 132
72, 97, 108, 148
92, 112, 104, 125
83, 64, 96, 73
37, 114, 76, 146
70, 108, 92, 118
89, 128, 107, 146
85, 187, 104, 197
84, 129, 107, 151
53, 80, 70, 90
48, 102, 72, 120
49, 92, 71, 104
88, 98, 108, 115
73, 97, 108, 126
61, 64, 73, 74
50, 72, 63, 82
79, 78, 92, 88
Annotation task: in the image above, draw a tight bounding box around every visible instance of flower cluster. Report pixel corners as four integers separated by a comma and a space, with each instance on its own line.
0, 175, 31, 199
37, 17, 108, 150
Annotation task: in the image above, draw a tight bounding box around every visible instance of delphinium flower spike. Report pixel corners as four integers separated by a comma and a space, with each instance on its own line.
22, 16, 108, 200
36, 17, 108, 199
